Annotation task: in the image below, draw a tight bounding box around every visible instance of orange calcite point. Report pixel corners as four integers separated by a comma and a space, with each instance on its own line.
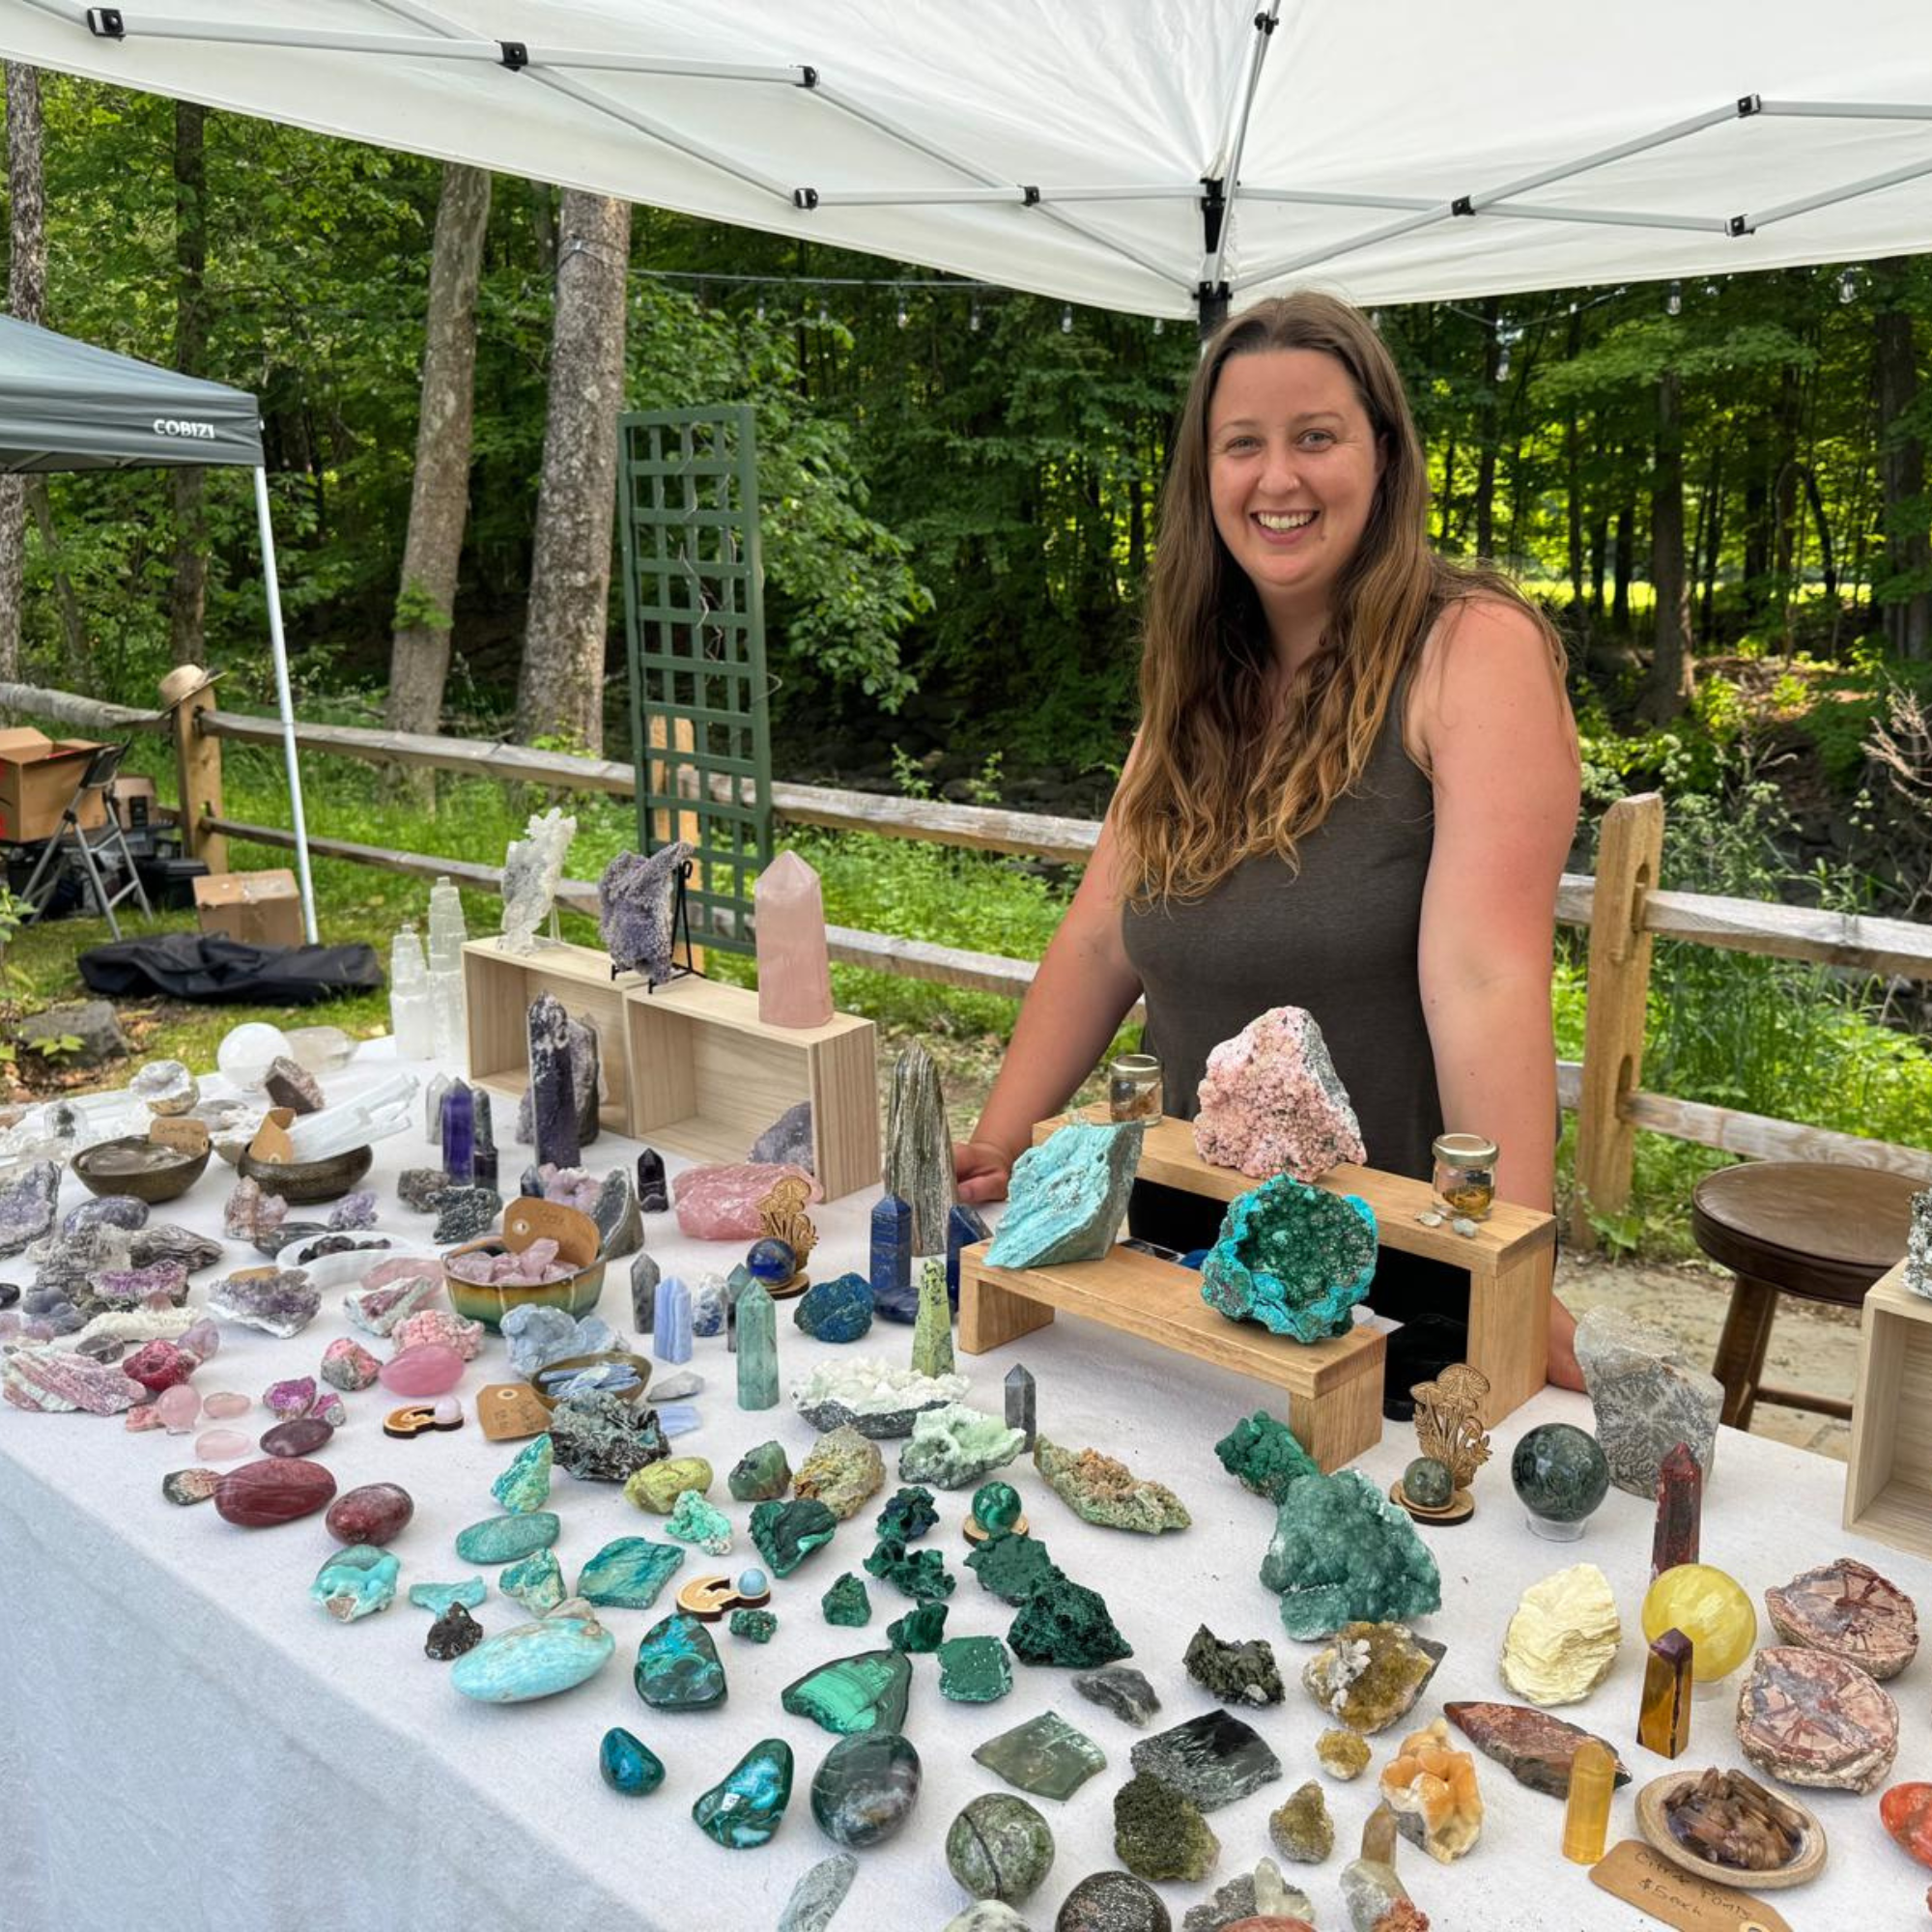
754, 852, 834, 1029
1378, 1718, 1483, 1862
1562, 1738, 1617, 1865
1883, 1782, 1932, 1870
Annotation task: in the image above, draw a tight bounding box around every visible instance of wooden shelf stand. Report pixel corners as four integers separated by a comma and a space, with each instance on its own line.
1845, 1262, 1932, 1558
462, 938, 634, 1137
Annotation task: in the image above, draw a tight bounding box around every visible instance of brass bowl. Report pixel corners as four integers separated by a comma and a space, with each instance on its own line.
443, 1197, 604, 1331
238, 1143, 373, 1205
526, 1350, 653, 1413
72, 1136, 211, 1205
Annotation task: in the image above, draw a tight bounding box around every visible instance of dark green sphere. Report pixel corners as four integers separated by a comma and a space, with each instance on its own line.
1403, 1456, 1454, 1508
973, 1480, 1023, 1534
1511, 1423, 1610, 1524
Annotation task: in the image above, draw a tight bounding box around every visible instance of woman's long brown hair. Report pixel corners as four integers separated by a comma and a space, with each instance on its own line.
1113, 291, 1559, 906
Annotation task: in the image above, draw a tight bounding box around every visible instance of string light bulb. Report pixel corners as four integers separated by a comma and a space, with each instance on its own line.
1061, 304, 1073, 334
1666, 281, 1682, 316
970, 302, 981, 332
1839, 267, 1858, 304
896, 295, 908, 328
1152, 316, 1164, 335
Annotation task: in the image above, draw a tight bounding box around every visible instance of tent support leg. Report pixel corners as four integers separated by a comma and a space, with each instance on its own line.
252, 465, 320, 945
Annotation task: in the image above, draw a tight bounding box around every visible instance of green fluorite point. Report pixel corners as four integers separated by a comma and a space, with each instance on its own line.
972, 1708, 1105, 1799
736, 1282, 781, 1411
490, 1433, 554, 1514
577, 1536, 687, 1609
983, 1120, 1145, 1269
1259, 1469, 1441, 1639
781, 1648, 913, 1736
751, 1497, 839, 1577
1200, 1174, 1378, 1343
692, 1736, 793, 1848
1007, 1571, 1132, 1667
1214, 1409, 1319, 1502
910, 1256, 955, 1379
938, 1634, 1014, 1704
966, 1530, 1058, 1605
634, 1611, 727, 1710
887, 1600, 949, 1652
821, 1572, 873, 1627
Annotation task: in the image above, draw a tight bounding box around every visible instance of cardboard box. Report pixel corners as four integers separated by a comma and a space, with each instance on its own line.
0, 727, 108, 842
194, 869, 304, 949
113, 774, 158, 829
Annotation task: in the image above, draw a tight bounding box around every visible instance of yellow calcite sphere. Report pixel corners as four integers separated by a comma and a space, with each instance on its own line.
1641, 1563, 1758, 1682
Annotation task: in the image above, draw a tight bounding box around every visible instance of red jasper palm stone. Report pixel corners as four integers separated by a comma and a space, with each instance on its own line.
215, 1457, 337, 1527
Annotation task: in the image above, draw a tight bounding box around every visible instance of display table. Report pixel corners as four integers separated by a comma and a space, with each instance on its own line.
1, 1046, 1922, 1932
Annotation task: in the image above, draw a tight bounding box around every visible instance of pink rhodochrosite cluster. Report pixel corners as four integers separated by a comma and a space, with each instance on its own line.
1192, 1007, 1366, 1181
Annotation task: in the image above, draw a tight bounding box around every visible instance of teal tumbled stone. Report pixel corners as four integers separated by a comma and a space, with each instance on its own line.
454, 1510, 560, 1565
693, 1736, 793, 1849
635, 1611, 727, 1710
1258, 1468, 1441, 1639
1200, 1174, 1378, 1344
600, 1726, 666, 1796
577, 1536, 686, 1608
751, 1498, 838, 1577
983, 1120, 1146, 1269
500, 1548, 566, 1614
450, 1612, 614, 1702
310, 1544, 399, 1622
409, 1577, 487, 1615
490, 1434, 554, 1514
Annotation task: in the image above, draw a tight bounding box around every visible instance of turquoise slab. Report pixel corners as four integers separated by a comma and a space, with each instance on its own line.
577, 1536, 687, 1609
600, 1726, 667, 1796
635, 1611, 727, 1710
983, 1120, 1145, 1268
450, 1613, 614, 1703
310, 1545, 400, 1622
693, 1737, 793, 1849
454, 1511, 560, 1564
409, 1577, 488, 1614
500, 1548, 566, 1614
491, 1434, 554, 1514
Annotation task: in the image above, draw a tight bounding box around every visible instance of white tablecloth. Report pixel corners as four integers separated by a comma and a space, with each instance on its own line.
2, 1046, 1925, 1932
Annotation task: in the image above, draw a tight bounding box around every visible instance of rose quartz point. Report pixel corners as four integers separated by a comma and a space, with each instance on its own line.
379, 1342, 465, 1398
755, 851, 835, 1029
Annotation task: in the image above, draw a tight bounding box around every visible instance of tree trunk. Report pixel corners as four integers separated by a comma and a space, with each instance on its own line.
515, 191, 631, 753
0, 64, 45, 681
384, 162, 493, 789
1873, 257, 1932, 660
170, 100, 210, 665
1800, 465, 1836, 603
1699, 445, 1724, 642
1611, 500, 1634, 630
1742, 418, 1770, 618
1473, 300, 1500, 560
1589, 514, 1608, 616
1638, 368, 1693, 722
25, 481, 83, 679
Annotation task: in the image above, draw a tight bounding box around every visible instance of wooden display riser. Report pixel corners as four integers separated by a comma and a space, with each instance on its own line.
958, 1240, 1385, 1471
462, 938, 632, 1137
1845, 1261, 1932, 1558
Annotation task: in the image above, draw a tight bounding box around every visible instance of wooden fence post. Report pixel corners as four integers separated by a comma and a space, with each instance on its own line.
171, 685, 227, 874
1570, 791, 1665, 1250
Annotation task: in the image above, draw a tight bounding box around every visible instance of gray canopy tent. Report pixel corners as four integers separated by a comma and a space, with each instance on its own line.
0, 312, 317, 940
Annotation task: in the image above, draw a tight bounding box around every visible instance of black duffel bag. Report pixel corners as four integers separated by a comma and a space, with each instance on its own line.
78, 931, 384, 1005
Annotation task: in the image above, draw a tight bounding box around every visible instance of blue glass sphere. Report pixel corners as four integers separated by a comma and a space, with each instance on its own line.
746, 1237, 797, 1285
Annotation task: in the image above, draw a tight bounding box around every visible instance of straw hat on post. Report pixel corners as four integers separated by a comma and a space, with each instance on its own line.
156, 664, 224, 711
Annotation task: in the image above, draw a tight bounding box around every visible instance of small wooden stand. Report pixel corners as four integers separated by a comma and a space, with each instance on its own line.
1845, 1260, 1932, 1557
462, 937, 632, 1135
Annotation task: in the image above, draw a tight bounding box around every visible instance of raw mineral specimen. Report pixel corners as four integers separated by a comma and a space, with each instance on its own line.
1269, 1781, 1334, 1862
968, 1530, 1061, 1605
161, 1467, 222, 1506
1057, 1872, 1167, 1932
795, 1357, 970, 1437
63, 1194, 150, 1236
327, 1188, 379, 1232
432, 1186, 501, 1245
1035, 1437, 1190, 1534
454, 1511, 560, 1564
205, 1267, 322, 1339
311, 1544, 401, 1621
778, 1853, 854, 1932
344, 1270, 441, 1337
513, 1019, 602, 1157
1301, 1623, 1447, 1735
525, 993, 582, 1169
225, 1177, 289, 1243
576, 1535, 686, 1609
885, 1042, 955, 1256
886, 1600, 948, 1652
1215, 1409, 1320, 1503
392, 1306, 485, 1361
2, 1345, 144, 1413
1500, 1564, 1621, 1707
899, 1403, 1027, 1489
1907, 1187, 1932, 1299
425, 1603, 484, 1661
634, 1611, 727, 1710
498, 805, 575, 952
264, 1055, 325, 1113
1575, 1305, 1722, 1497
590, 1167, 641, 1261
1736, 1645, 1899, 1792
599, 841, 690, 986
0, 1163, 59, 1256
728, 1439, 792, 1501
973, 1709, 1105, 1799
1181, 1861, 1313, 1932
876, 1484, 939, 1542
131, 1058, 197, 1113
1192, 1005, 1366, 1179
549, 1391, 667, 1483
1186, 1625, 1286, 1706
1764, 1556, 1918, 1679
492, 1435, 554, 1514
666, 1490, 735, 1555
946, 1792, 1054, 1904
674, 1161, 820, 1240
1317, 1727, 1374, 1779
938, 1634, 1013, 1704
1202, 1175, 1377, 1343
1379, 1718, 1483, 1862
749, 1095, 816, 1170
1882, 1781, 1932, 1869
625, 1456, 715, 1512
1114, 1772, 1219, 1883
1663, 1767, 1809, 1873
1131, 1709, 1281, 1811
795, 1425, 887, 1520
450, 1611, 614, 1703
1076, 1663, 1160, 1728
123, 1339, 195, 1394
823, 1573, 872, 1627
1260, 1471, 1441, 1638
1443, 1701, 1630, 1797
910, 1255, 954, 1378
865, 1534, 954, 1604
1008, 1570, 1132, 1667
499, 1304, 581, 1378
398, 1167, 449, 1214
751, 1497, 839, 1577
409, 1578, 487, 1614
1652, 1440, 1703, 1579
782, 1648, 913, 1736
795, 1270, 874, 1344
87, 1259, 189, 1309
984, 1120, 1142, 1269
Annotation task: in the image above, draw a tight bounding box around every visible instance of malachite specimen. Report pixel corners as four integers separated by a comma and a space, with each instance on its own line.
1130, 1708, 1282, 1811
664, 1490, 735, 1555
1007, 1571, 1132, 1667
693, 1737, 794, 1849
728, 1439, 792, 1502
810, 1730, 922, 1849
972, 1481, 1024, 1536
1114, 1772, 1219, 1883
865, 1534, 955, 1604
781, 1648, 913, 1737
1200, 1174, 1377, 1343
898, 1403, 1027, 1490
729, 1608, 780, 1643
752, 1498, 839, 1577
876, 1485, 939, 1542
968, 1531, 1059, 1605
982, 1119, 1145, 1270
601, 1726, 667, 1796
972, 1709, 1106, 1800
1214, 1409, 1320, 1503
634, 1611, 727, 1710
490, 1434, 554, 1514
737, 1281, 781, 1411
910, 1256, 955, 1379
310, 1544, 400, 1621
945, 1793, 1056, 1905
887, 1601, 949, 1652
1259, 1470, 1441, 1639
1033, 1436, 1190, 1534
821, 1572, 873, 1627
794, 1425, 887, 1521
937, 1634, 1013, 1704
578, 1536, 687, 1609
454, 1510, 560, 1566
500, 1548, 566, 1614
1511, 1422, 1611, 1532
450, 1612, 614, 1702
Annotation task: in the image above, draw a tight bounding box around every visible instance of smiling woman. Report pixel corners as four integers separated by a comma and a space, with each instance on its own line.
955, 291, 1584, 1392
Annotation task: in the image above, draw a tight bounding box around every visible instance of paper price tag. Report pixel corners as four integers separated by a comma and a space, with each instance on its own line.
1590, 1842, 1794, 1932
149, 1117, 211, 1155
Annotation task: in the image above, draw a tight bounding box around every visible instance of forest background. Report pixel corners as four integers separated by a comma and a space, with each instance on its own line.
2, 74, 1931, 1268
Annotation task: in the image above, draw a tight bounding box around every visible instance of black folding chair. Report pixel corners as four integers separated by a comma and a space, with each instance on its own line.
20, 740, 154, 940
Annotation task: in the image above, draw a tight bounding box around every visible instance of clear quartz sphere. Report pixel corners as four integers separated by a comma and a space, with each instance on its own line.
216, 1022, 293, 1093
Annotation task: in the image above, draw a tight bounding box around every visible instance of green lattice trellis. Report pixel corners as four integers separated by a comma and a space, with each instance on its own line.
618, 405, 773, 956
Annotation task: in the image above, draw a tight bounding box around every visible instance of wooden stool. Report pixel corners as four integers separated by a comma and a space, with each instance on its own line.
1691, 1161, 1919, 1429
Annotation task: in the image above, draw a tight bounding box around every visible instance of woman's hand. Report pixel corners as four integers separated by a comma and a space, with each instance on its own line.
1546, 1295, 1584, 1391
954, 1138, 1015, 1207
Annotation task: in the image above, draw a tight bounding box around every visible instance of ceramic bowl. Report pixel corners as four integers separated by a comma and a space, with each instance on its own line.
71, 1136, 211, 1204
1634, 1771, 1827, 1890
238, 1143, 374, 1205
442, 1197, 604, 1331
526, 1350, 653, 1414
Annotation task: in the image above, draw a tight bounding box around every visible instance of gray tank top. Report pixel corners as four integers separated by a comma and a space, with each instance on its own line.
1120, 682, 1442, 1181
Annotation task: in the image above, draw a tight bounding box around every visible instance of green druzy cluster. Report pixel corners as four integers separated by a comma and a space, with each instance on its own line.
1201, 1175, 1378, 1344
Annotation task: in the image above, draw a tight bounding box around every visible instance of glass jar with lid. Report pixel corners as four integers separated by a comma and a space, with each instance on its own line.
1432, 1132, 1497, 1220
1107, 1053, 1163, 1124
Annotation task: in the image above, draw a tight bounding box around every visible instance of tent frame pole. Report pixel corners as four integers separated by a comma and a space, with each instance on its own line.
251, 464, 319, 945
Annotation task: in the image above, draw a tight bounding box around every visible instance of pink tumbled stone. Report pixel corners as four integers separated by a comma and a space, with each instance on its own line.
194, 1427, 253, 1462
1191, 1005, 1368, 1181
203, 1391, 251, 1419
325, 1481, 413, 1547
672, 1162, 822, 1240
156, 1384, 203, 1434
755, 852, 835, 1029
390, 1307, 486, 1361
378, 1342, 464, 1397
125, 1403, 164, 1432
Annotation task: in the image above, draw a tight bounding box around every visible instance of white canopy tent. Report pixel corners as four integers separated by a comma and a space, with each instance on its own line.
1, 0, 1930, 319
